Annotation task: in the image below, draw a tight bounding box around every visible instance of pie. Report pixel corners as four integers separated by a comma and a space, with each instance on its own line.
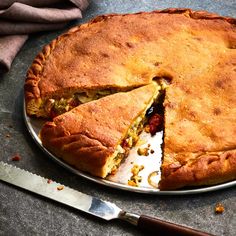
24, 8, 236, 190
40, 83, 161, 178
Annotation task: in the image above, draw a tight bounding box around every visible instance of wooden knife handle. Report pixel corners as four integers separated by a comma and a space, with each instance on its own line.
137, 215, 212, 236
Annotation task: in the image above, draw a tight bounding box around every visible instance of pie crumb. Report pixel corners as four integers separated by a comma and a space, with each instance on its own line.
137, 144, 155, 156
57, 185, 64, 191
137, 147, 149, 156
215, 203, 224, 214
128, 180, 137, 186
47, 179, 52, 184
11, 154, 21, 161
128, 164, 144, 187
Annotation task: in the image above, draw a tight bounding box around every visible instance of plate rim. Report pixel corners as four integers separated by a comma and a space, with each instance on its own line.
23, 101, 236, 195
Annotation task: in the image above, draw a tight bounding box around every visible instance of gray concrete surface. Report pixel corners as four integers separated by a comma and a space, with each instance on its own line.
0, 1, 235, 235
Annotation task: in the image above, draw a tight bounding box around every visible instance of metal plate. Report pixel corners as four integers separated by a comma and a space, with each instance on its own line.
23, 102, 236, 195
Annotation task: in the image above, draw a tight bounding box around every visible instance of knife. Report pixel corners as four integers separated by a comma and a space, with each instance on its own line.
0, 162, 211, 236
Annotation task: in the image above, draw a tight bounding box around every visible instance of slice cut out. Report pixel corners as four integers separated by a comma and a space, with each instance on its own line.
40, 83, 161, 178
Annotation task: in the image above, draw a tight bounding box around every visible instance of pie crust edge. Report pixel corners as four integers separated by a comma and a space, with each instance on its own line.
159, 150, 236, 190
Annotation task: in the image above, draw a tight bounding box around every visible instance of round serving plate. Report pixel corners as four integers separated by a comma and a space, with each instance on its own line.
23, 102, 236, 195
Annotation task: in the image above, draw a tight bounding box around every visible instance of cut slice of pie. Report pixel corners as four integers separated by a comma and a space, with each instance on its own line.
40, 83, 161, 178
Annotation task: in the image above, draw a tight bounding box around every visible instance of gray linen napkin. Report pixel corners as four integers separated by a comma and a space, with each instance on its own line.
0, 0, 89, 73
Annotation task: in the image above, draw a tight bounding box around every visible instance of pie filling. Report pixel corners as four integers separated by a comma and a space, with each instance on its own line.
107, 86, 165, 176
43, 89, 118, 118
35, 80, 167, 121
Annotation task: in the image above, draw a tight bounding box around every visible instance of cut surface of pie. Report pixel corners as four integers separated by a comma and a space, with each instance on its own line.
40, 83, 161, 178
25, 8, 236, 190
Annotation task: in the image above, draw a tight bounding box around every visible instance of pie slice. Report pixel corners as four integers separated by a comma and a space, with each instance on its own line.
40, 83, 161, 178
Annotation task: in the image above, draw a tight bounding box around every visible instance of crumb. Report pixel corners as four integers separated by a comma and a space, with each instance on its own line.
147, 144, 151, 148
57, 185, 64, 191
131, 175, 142, 183
47, 179, 52, 184
131, 165, 139, 175
128, 164, 144, 187
131, 164, 144, 175
128, 180, 137, 187
215, 203, 224, 214
130, 161, 134, 164
11, 154, 21, 161
150, 149, 155, 154
137, 147, 149, 156
144, 125, 150, 133
5, 134, 11, 138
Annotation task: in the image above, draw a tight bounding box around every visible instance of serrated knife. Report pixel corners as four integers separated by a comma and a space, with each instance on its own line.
0, 162, 211, 236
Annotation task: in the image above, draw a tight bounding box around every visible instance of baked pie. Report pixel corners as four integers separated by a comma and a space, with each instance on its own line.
25, 8, 236, 189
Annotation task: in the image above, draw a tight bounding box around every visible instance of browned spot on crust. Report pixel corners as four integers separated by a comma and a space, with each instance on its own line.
184, 88, 191, 94
188, 111, 197, 120
228, 44, 236, 49
126, 42, 135, 48
101, 52, 109, 58
214, 79, 227, 89
193, 36, 203, 41
141, 72, 150, 78
164, 101, 175, 109
207, 156, 220, 165
154, 62, 161, 67
213, 108, 221, 115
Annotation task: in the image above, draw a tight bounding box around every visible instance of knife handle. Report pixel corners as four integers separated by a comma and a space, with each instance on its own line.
137, 215, 212, 236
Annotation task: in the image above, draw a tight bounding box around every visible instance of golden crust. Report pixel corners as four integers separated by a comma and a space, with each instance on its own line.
40, 84, 159, 177
25, 8, 236, 189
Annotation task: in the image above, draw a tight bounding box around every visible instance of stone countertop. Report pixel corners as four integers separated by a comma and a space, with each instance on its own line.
0, 0, 235, 235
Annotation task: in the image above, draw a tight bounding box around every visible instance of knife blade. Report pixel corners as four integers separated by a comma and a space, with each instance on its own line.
0, 161, 211, 235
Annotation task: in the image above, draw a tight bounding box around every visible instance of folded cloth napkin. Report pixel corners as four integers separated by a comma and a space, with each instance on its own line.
0, 0, 89, 73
